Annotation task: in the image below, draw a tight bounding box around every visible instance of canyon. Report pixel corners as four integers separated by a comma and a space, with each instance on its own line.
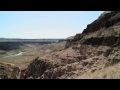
0, 11, 120, 79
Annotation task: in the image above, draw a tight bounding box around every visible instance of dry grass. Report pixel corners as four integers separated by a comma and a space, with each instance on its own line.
76, 63, 120, 79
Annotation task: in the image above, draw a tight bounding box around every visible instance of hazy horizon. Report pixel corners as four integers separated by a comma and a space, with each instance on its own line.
0, 11, 104, 39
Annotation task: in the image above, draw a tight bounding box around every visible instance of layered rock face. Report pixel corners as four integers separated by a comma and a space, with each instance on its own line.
20, 11, 120, 79
0, 62, 20, 79
83, 11, 120, 34
65, 33, 85, 48
65, 11, 120, 48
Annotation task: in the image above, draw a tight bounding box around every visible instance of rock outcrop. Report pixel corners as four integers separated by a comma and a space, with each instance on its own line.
83, 11, 120, 34
0, 62, 20, 79
65, 33, 84, 48
65, 11, 120, 48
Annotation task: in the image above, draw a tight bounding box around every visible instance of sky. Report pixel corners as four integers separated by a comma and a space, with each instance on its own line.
0, 11, 104, 39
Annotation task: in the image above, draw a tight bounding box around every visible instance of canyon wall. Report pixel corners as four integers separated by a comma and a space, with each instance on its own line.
1, 11, 120, 79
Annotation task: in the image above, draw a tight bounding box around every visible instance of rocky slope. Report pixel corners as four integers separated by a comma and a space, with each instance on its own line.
1, 11, 120, 79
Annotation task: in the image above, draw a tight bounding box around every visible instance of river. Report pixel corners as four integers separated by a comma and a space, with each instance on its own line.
2, 52, 26, 58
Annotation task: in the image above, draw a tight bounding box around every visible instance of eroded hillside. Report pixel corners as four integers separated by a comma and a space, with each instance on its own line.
1, 11, 120, 79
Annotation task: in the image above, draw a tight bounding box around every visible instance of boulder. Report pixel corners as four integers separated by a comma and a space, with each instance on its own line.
0, 62, 20, 79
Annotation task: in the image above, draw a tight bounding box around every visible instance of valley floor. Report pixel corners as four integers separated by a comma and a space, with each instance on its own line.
0, 41, 66, 69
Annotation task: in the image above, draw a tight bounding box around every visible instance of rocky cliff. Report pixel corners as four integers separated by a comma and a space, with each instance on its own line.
17, 11, 120, 79
65, 11, 120, 48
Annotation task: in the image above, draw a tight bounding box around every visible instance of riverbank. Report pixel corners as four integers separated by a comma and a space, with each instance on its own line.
2, 51, 26, 58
